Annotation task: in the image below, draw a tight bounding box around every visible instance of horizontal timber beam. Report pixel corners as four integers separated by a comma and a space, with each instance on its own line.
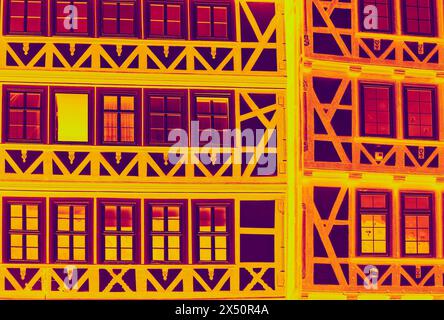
0, 70, 286, 89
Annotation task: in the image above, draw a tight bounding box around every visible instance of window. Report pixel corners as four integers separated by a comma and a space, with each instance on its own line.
402, 193, 433, 256
145, 90, 187, 145
3, 87, 46, 143
146, 200, 186, 263
51, 200, 91, 263
98, 89, 141, 145
53, 0, 90, 35
404, 86, 436, 140
402, 0, 435, 36
100, 0, 139, 37
191, 92, 233, 146
357, 191, 390, 255
7, 0, 46, 34
193, 1, 232, 40
146, 0, 184, 38
4, 199, 44, 262
360, 0, 392, 33
99, 200, 139, 263
193, 201, 233, 263
360, 83, 394, 137
52, 88, 92, 143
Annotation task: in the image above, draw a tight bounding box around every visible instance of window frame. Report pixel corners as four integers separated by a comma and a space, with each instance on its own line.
96, 88, 142, 146
359, 0, 394, 34
190, 90, 235, 147
360, 82, 395, 138
97, 199, 141, 264
144, 89, 188, 146
98, 0, 141, 38
356, 190, 391, 257
191, 0, 235, 41
50, 86, 94, 145
145, 199, 187, 264
403, 85, 438, 140
3, 197, 46, 263
4, 0, 48, 35
401, 0, 436, 37
400, 192, 434, 257
2, 85, 48, 144
145, 0, 187, 39
49, 198, 93, 264
51, 0, 94, 36
192, 199, 234, 264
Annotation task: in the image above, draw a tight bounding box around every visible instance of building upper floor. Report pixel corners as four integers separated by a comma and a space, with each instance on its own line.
303, 68, 444, 177
0, 0, 285, 75
0, 83, 286, 183
305, 0, 444, 70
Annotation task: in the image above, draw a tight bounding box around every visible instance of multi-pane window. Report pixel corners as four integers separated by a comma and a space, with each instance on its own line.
147, 0, 184, 38
194, 201, 232, 263
146, 91, 186, 145
361, 83, 393, 137
403, 0, 435, 36
100, 92, 139, 144
402, 193, 433, 256
52, 201, 90, 262
54, 0, 90, 35
100, 0, 138, 36
194, 1, 230, 39
404, 86, 436, 140
146, 201, 185, 263
5, 200, 43, 262
4, 88, 45, 143
100, 202, 138, 263
7, 0, 45, 34
192, 93, 232, 145
358, 191, 390, 255
360, 0, 392, 33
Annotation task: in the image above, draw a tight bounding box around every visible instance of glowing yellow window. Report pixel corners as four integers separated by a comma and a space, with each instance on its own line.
402, 193, 433, 256
54, 203, 89, 262
147, 202, 184, 263
55, 93, 89, 143
195, 202, 232, 263
358, 192, 390, 255
7, 201, 42, 262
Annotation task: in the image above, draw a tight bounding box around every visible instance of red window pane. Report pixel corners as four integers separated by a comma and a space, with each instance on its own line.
9, 0, 43, 34
195, 4, 229, 39
362, 85, 392, 136
360, 194, 386, 209
102, 0, 136, 36
149, 4, 164, 35
404, 0, 434, 35
104, 206, 117, 230
405, 87, 435, 139
196, 6, 211, 37
404, 195, 430, 210
213, 6, 227, 38
362, 0, 391, 32
167, 5, 181, 36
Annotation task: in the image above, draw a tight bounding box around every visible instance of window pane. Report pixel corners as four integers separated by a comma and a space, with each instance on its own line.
406, 88, 435, 139
56, 93, 89, 142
